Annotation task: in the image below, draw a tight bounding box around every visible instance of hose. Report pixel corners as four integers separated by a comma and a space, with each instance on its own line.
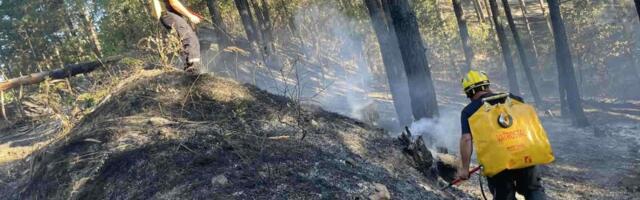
479, 174, 488, 200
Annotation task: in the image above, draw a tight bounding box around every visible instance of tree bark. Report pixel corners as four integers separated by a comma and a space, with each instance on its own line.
1, 90, 6, 121
0, 56, 122, 92
80, 0, 103, 58
471, 0, 484, 22
452, 0, 474, 73
482, 0, 493, 22
547, 0, 589, 127
488, 0, 520, 95
234, 0, 260, 45
629, 0, 640, 79
250, 0, 274, 54
636, 0, 640, 21
517, 0, 540, 59
259, 0, 274, 44
386, 0, 439, 119
206, 0, 231, 48
364, 0, 414, 127
501, 0, 542, 105
538, 0, 554, 38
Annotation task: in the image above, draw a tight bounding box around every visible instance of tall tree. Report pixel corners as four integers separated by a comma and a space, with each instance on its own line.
501, 0, 542, 105
538, 0, 554, 37
79, 0, 103, 58
234, 0, 260, 45
452, 0, 474, 72
471, 0, 485, 22
386, 0, 439, 119
259, 0, 274, 44
488, 0, 520, 95
250, 0, 275, 55
206, 0, 231, 48
635, 0, 640, 21
517, 0, 540, 59
483, 0, 493, 22
363, 0, 413, 127
547, 0, 589, 126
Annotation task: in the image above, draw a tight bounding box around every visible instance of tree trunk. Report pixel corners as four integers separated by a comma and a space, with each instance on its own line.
636, 0, 640, 21
630, 1, 640, 79
363, 0, 414, 127
559, 83, 568, 117
259, 0, 274, 44
502, 0, 542, 105
234, 0, 260, 45
277, 0, 299, 38
452, 0, 474, 72
386, 0, 439, 119
250, 0, 274, 54
206, 0, 231, 48
488, 0, 520, 95
80, 1, 103, 58
471, 0, 484, 22
1, 90, 6, 121
482, 0, 493, 22
538, 0, 554, 37
0, 56, 122, 92
517, 0, 540, 59
547, 0, 589, 127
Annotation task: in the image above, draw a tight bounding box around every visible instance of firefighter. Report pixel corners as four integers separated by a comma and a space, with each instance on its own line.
457, 70, 548, 200
150, 0, 203, 74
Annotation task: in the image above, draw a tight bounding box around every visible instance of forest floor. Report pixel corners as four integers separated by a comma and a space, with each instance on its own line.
0, 63, 475, 199
0, 57, 638, 199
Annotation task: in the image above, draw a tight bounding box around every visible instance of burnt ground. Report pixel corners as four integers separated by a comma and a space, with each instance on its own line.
0, 69, 473, 199
0, 59, 638, 199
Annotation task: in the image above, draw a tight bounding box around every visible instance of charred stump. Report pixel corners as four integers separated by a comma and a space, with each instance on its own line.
399, 127, 433, 176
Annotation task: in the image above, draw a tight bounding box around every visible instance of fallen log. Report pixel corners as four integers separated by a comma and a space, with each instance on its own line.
0, 56, 122, 92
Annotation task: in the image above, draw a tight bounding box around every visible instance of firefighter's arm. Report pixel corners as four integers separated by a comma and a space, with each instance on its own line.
167, 0, 202, 24
457, 133, 473, 180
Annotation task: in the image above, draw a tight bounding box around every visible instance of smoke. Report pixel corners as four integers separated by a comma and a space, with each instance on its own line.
408, 108, 462, 153
290, 3, 376, 121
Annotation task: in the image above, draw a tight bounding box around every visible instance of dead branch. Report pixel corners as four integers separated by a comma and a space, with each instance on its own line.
0, 56, 123, 92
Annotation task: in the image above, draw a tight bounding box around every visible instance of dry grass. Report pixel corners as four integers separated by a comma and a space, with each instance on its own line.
0, 66, 470, 199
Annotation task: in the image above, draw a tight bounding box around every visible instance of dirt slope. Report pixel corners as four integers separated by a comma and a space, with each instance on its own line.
0, 69, 467, 199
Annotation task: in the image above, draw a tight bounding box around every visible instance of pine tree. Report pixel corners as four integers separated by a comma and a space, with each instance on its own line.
547, 0, 589, 126
488, 0, 520, 95
501, 0, 542, 105
363, 0, 414, 127
386, 0, 439, 119
452, 0, 474, 73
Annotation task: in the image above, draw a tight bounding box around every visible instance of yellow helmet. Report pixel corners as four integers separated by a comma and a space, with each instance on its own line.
461, 70, 490, 93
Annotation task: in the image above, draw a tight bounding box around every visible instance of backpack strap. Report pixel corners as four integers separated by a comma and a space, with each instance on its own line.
481, 93, 512, 111
481, 93, 509, 102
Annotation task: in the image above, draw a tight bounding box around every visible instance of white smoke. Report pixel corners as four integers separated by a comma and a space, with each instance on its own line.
408, 108, 462, 153
292, 3, 375, 121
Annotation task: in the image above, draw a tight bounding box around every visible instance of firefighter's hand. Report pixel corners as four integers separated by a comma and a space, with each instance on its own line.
456, 168, 470, 180
189, 16, 202, 24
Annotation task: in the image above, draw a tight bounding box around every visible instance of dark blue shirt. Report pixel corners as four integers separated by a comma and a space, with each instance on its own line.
460, 93, 524, 135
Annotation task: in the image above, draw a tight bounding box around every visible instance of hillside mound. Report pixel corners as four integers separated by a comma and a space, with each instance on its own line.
4, 70, 466, 199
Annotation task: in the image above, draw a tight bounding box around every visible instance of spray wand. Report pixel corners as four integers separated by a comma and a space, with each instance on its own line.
440, 165, 482, 190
